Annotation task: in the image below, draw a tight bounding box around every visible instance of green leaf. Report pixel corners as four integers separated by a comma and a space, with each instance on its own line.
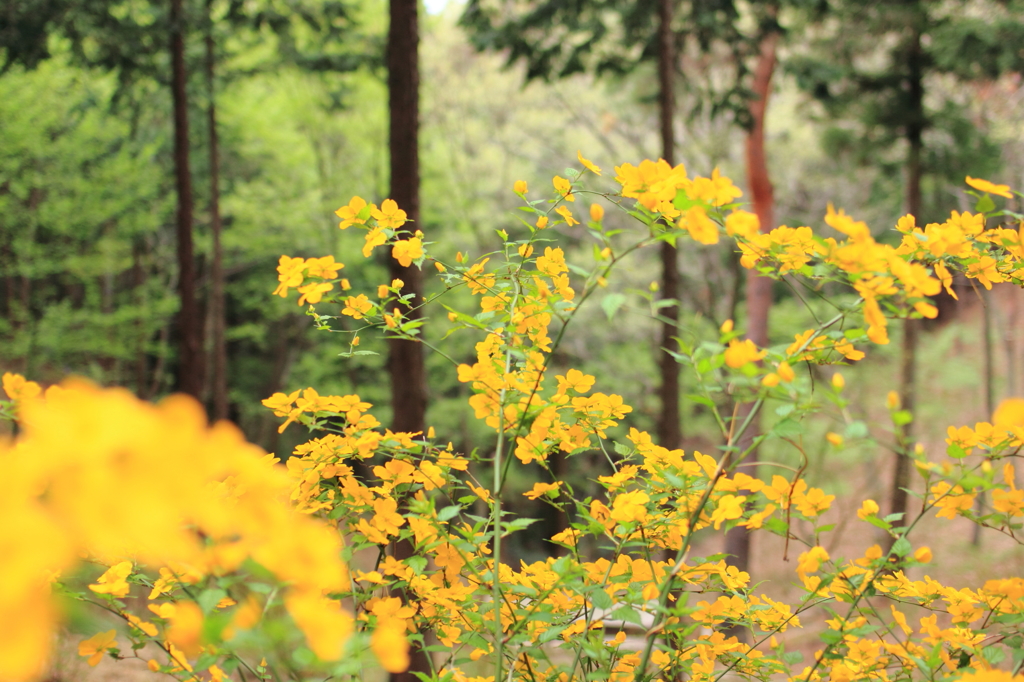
772, 419, 803, 438
866, 516, 892, 531
845, 421, 869, 439
892, 410, 913, 426
437, 505, 462, 522
503, 517, 538, 536
198, 588, 227, 614
891, 537, 912, 557
610, 605, 644, 626
775, 404, 796, 417
820, 629, 843, 645
686, 394, 716, 408
405, 556, 427, 575
975, 194, 996, 213
601, 293, 627, 320
589, 588, 614, 610
947, 443, 968, 459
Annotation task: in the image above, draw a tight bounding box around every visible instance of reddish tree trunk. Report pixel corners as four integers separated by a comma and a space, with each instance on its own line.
724, 28, 778, 582
387, 2, 430, 679
170, 0, 204, 399
656, 0, 682, 450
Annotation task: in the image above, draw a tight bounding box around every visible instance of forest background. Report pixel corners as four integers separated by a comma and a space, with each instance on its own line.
5, 0, 1024, 638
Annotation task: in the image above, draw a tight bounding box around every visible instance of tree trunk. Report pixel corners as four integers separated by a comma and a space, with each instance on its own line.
724, 27, 778, 590
205, 0, 228, 421
387, 1, 430, 679
655, 0, 682, 450
133, 239, 149, 398
888, 23, 924, 551
170, 0, 204, 400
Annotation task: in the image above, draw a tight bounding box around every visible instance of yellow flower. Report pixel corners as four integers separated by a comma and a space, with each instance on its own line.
724, 338, 766, 368
689, 168, 743, 206
167, 601, 203, 658
273, 255, 306, 297
826, 432, 843, 446
993, 397, 1024, 427
556, 368, 595, 395
524, 481, 561, 500
89, 561, 133, 597
513, 180, 527, 194
392, 237, 424, 267
335, 196, 369, 229
556, 205, 579, 226
518, 244, 534, 258
796, 546, 829, 578
536, 215, 549, 229
536, 247, 568, 277
886, 390, 901, 410
577, 150, 602, 175
434, 261, 446, 272
777, 361, 795, 383
794, 486, 835, 516
725, 209, 760, 238
930, 482, 976, 519
297, 282, 332, 306
966, 176, 1013, 199
304, 255, 343, 279
363, 226, 387, 258
913, 546, 932, 563
372, 198, 408, 229
710, 494, 746, 530
590, 203, 604, 222
609, 490, 650, 523
126, 614, 158, 637
863, 297, 889, 345
679, 205, 719, 245
2, 372, 41, 400
832, 372, 845, 391
342, 294, 373, 320
78, 630, 118, 666
371, 618, 410, 673
553, 175, 574, 201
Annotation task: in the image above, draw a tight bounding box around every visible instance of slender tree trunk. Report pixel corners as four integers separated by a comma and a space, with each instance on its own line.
724, 28, 778, 585
133, 240, 149, 398
170, 0, 204, 399
205, 0, 228, 421
656, 0, 682, 450
973, 287, 994, 546
888, 24, 924, 551
387, 1, 430, 679
387, 0, 427, 436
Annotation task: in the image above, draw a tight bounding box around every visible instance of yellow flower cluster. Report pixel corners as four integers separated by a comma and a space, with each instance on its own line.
0, 378, 350, 681
273, 254, 346, 304
9, 157, 1024, 682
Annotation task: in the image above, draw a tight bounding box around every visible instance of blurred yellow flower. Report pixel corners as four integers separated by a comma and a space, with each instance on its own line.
966, 176, 1012, 198
78, 630, 117, 667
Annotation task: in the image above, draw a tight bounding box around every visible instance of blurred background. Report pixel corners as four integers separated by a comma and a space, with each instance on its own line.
4, 0, 1024, 564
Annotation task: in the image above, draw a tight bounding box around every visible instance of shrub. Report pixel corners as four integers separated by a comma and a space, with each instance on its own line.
3, 159, 1023, 682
